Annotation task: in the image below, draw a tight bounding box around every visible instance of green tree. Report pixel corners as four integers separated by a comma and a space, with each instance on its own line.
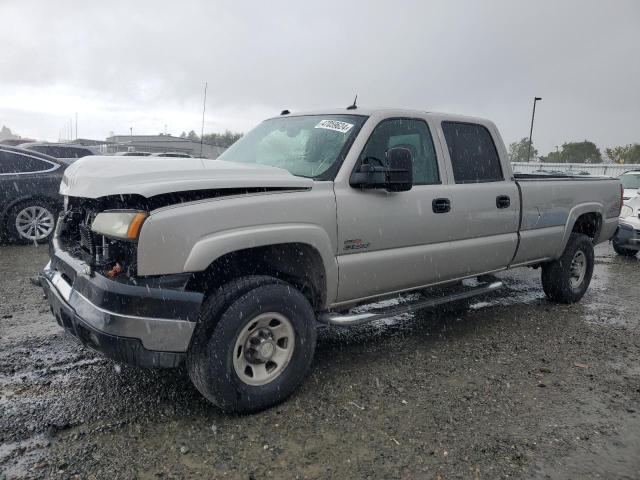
606, 144, 640, 164
540, 150, 562, 163
559, 141, 602, 164
508, 137, 537, 162
179, 131, 187, 138
202, 130, 244, 148
187, 130, 199, 141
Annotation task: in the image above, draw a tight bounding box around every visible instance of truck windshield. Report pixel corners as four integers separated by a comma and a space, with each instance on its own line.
217, 114, 366, 178
620, 173, 640, 189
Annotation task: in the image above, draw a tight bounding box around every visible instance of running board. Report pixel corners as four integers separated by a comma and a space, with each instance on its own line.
319, 281, 503, 327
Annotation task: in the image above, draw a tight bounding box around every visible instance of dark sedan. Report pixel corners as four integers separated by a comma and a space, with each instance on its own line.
0, 146, 66, 243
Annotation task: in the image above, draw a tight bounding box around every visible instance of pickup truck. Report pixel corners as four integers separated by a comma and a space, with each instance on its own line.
41, 108, 622, 413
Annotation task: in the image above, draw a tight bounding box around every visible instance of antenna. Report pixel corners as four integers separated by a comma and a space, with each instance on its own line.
347, 94, 358, 110
200, 82, 208, 158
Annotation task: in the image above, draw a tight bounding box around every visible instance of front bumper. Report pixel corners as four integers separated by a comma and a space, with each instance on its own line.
41, 239, 204, 368
613, 222, 640, 251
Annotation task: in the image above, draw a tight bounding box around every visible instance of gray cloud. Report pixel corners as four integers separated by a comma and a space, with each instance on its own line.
1, 0, 639, 154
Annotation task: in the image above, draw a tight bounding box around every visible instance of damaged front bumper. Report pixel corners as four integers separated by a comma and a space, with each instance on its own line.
613, 222, 640, 251
41, 238, 204, 368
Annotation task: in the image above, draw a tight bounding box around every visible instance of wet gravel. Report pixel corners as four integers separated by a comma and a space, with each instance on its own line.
1, 243, 639, 479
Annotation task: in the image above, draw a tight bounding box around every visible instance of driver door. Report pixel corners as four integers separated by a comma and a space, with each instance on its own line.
334, 117, 454, 303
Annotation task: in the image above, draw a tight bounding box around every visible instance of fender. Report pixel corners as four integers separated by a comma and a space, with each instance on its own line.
182, 223, 338, 306
555, 202, 604, 258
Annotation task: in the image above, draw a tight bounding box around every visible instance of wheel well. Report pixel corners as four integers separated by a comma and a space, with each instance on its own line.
572, 212, 602, 240
186, 243, 327, 310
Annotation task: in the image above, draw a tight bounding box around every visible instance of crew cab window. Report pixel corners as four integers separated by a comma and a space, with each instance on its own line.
442, 122, 503, 183
360, 118, 439, 185
0, 151, 55, 174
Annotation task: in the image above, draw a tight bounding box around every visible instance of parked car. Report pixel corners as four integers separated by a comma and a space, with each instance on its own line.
619, 169, 640, 200
0, 145, 66, 243
41, 108, 622, 412
150, 152, 193, 158
612, 196, 640, 257
115, 151, 152, 156
20, 142, 98, 159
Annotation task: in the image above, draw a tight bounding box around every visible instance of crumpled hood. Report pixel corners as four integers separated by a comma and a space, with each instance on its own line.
59, 156, 313, 198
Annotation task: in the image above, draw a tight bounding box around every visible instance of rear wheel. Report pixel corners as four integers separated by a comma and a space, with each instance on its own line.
6, 200, 57, 244
187, 276, 317, 413
541, 233, 594, 304
612, 242, 637, 257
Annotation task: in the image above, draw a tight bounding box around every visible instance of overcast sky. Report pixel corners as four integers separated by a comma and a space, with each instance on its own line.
1, 0, 638, 154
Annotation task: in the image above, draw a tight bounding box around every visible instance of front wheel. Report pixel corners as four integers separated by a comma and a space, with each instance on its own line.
541, 233, 594, 304
187, 277, 317, 413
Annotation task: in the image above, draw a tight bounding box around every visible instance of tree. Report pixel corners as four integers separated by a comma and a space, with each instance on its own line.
508, 137, 537, 162
559, 141, 602, 164
606, 144, 640, 164
187, 130, 199, 141
202, 130, 244, 148
179, 131, 187, 138
540, 150, 562, 163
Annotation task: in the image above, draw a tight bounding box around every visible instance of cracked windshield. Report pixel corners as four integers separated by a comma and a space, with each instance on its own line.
1, 1, 639, 479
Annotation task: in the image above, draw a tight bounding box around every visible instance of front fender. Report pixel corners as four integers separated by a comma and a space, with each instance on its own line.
153, 223, 338, 306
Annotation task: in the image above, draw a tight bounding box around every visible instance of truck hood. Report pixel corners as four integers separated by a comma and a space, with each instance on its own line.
59, 156, 313, 198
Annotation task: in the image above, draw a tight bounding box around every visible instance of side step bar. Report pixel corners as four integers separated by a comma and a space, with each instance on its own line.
319, 281, 503, 327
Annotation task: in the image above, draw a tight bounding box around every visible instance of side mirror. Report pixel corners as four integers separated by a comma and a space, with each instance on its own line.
350, 147, 413, 192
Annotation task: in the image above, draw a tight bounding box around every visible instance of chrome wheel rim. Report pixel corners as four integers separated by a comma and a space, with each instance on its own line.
569, 250, 587, 289
15, 206, 55, 241
232, 312, 295, 386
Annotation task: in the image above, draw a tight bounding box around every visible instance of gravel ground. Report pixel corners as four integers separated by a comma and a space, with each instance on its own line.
0, 243, 639, 479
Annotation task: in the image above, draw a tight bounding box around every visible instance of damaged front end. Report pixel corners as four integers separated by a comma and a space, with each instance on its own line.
41, 194, 204, 368
57, 195, 147, 279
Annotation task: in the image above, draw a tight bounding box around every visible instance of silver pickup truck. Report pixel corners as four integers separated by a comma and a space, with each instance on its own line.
41, 108, 622, 412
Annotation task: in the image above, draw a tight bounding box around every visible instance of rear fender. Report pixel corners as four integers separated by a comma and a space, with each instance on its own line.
556, 203, 604, 257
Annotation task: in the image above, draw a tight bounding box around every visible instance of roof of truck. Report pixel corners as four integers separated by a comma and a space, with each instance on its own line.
270, 107, 490, 124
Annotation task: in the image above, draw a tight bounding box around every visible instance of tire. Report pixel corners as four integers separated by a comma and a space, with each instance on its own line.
612, 242, 637, 257
541, 233, 594, 304
6, 199, 57, 244
187, 276, 317, 413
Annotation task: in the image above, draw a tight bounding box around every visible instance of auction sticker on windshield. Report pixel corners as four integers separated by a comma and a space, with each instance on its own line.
315, 119, 354, 133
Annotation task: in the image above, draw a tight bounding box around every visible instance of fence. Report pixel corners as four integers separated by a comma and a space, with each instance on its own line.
511, 162, 635, 177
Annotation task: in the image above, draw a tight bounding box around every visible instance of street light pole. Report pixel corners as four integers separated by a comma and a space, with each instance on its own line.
527, 97, 542, 163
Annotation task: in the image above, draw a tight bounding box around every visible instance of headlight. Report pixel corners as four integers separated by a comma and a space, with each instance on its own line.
620, 205, 633, 218
91, 211, 148, 240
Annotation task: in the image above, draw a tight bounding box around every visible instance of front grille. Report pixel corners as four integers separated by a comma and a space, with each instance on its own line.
58, 202, 138, 277
79, 223, 95, 255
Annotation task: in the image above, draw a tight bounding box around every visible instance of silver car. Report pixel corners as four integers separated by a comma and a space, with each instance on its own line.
613, 196, 640, 256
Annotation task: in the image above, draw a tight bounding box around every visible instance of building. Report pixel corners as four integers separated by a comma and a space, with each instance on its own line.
105, 134, 226, 158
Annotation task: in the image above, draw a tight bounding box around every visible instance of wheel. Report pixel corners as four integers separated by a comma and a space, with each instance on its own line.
612, 242, 637, 257
541, 233, 594, 304
6, 200, 57, 244
187, 276, 317, 413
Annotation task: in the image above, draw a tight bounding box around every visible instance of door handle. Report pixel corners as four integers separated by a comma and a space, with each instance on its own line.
432, 198, 451, 213
496, 195, 511, 209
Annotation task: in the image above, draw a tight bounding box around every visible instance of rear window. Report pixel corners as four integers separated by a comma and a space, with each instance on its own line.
29, 145, 92, 158
442, 122, 503, 183
0, 151, 56, 174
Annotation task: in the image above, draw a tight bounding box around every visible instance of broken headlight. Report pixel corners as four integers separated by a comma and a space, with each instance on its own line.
91, 210, 148, 241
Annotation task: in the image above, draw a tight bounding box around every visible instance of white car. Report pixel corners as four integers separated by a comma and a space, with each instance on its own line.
619, 170, 640, 200
613, 196, 640, 257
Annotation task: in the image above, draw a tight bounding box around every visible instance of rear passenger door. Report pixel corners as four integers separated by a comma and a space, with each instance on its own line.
437, 121, 519, 274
